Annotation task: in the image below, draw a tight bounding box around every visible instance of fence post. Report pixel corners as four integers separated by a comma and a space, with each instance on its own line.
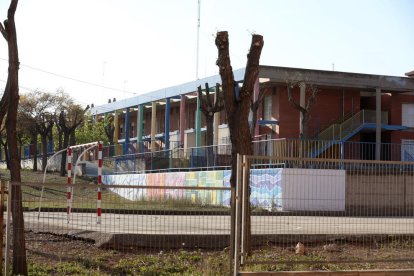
233, 153, 242, 275
5, 180, 12, 276
0, 180, 5, 275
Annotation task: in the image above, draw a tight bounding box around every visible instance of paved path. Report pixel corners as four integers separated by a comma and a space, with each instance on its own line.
26, 212, 414, 235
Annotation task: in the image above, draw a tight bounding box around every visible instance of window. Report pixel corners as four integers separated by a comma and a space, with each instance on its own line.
263, 95, 272, 120
402, 104, 414, 127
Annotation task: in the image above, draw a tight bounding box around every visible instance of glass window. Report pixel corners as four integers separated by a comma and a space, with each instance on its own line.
264, 95, 272, 120
402, 103, 414, 127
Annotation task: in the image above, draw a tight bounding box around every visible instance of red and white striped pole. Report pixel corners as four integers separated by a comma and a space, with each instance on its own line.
67, 147, 72, 223
97, 142, 103, 224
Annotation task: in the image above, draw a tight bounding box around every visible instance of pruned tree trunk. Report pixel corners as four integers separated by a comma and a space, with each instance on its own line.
197, 83, 224, 167
215, 31, 263, 255
286, 81, 318, 139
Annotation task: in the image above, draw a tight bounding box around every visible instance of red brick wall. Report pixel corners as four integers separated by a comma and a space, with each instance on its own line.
276, 85, 360, 139
390, 93, 414, 125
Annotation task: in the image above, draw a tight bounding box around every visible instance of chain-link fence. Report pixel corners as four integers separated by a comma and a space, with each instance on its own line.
4, 180, 234, 274
234, 155, 414, 273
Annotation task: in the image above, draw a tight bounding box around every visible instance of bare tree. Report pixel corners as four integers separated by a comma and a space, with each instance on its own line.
197, 83, 224, 166
215, 31, 264, 255
286, 76, 318, 139
0, 0, 28, 273
197, 83, 224, 146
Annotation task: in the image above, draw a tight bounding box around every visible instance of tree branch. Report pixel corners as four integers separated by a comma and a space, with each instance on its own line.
212, 83, 224, 113
287, 85, 307, 114
197, 85, 209, 116
215, 31, 236, 115
0, 22, 7, 41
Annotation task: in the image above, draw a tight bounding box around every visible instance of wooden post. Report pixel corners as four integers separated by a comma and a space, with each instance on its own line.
5, 180, 12, 276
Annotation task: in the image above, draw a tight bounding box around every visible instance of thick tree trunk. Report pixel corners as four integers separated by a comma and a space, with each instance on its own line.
2, 0, 28, 273
41, 134, 48, 171
69, 130, 75, 146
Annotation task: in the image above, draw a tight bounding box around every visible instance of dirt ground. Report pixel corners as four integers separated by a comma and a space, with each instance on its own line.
21, 230, 414, 275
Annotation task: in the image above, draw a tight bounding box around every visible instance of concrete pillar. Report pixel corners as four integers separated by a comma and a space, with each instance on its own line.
179, 95, 186, 147
165, 98, 171, 150
375, 87, 381, 160
196, 92, 202, 148
254, 78, 260, 138
151, 101, 157, 152
137, 104, 144, 153
123, 107, 130, 155
299, 82, 306, 138
213, 86, 220, 145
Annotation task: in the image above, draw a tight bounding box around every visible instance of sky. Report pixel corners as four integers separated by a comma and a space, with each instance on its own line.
0, 0, 412, 107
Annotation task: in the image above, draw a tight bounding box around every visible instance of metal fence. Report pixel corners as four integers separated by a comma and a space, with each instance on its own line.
4, 181, 233, 274
234, 155, 414, 273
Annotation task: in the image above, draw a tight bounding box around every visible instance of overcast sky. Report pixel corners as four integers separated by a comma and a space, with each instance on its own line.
0, 0, 412, 106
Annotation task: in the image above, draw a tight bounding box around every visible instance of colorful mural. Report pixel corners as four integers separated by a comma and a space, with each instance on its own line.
103, 169, 282, 209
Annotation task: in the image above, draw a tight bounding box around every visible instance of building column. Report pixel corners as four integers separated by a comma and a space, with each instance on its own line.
179, 95, 186, 147
123, 107, 130, 155
137, 104, 144, 153
196, 92, 202, 148
114, 110, 119, 155
213, 85, 220, 145
299, 82, 306, 138
151, 102, 157, 152
375, 87, 381, 160
254, 78, 260, 138
165, 98, 171, 150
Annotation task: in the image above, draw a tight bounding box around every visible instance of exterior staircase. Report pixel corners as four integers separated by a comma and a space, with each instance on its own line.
309, 109, 388, 157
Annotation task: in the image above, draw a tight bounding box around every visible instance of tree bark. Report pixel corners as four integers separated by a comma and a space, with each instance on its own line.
216, 31, 263, 255
2, 0, 28, 273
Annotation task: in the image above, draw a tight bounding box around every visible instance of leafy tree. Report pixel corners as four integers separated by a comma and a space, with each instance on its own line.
18, 95, 38, 169
0, 0, 28, 273
215, 31, 264, 255
54, 92, 89, 176
75, 119, 108, 145
18, 91, 59, 171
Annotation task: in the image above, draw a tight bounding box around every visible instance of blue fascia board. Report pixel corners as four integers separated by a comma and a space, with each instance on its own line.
90, 68, 246, 115
258, 119, 279, 125
362, 123, 408, 131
